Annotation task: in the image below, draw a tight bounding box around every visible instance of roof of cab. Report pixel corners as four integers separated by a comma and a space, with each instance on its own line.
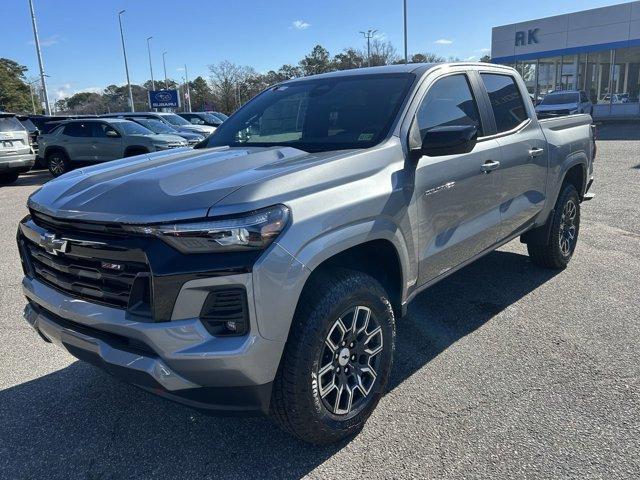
279, 61, 515, 84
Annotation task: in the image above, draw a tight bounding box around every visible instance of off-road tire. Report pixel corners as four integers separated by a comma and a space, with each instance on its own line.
528, 184, 580, 269
270, 269, 395, 445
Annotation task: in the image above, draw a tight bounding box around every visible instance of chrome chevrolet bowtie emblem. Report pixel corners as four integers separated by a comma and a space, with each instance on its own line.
40, 232, 68, 256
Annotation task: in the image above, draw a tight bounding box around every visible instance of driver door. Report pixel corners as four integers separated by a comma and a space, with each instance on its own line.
412, 73, 503, 285
89, 122, 123, 162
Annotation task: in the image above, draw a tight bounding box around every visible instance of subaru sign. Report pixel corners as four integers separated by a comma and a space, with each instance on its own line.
149, 89, 179, 108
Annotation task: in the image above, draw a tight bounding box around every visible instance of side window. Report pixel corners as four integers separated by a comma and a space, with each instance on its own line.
415, 74, 483, 138
63, 123, 91, 137
480, 73, 528, 133
91, 123, 118, 138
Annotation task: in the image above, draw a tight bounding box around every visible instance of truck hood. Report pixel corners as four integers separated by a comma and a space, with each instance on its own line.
27, 145, 355, 224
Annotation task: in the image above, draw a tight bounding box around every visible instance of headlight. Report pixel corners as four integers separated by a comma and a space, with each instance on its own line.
123, 205, 290, 253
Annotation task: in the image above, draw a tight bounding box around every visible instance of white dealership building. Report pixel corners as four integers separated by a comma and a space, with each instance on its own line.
491, 1, 640, 119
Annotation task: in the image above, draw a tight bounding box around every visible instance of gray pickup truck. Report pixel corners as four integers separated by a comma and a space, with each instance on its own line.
17, 63, 595, 444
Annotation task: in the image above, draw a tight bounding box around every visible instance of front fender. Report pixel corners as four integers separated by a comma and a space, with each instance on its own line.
251, 218, 414, 342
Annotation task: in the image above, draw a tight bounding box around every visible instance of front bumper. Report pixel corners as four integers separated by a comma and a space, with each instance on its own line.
0, 153, 35, 173
17, 212, 310, 413
23, 276, 281, 413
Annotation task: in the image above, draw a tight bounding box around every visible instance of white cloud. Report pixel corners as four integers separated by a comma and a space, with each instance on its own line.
479, 48, 491, 53
292, 20, 311, 30
434, 38, 453, 45
29, 34, 62, 47
465, 55, 476, 61
54, 84, 102, 100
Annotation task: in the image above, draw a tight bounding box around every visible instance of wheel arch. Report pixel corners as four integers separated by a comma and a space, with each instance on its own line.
44, 145, 69, 160
124, 145, 150, 157
291, 220, 412, 321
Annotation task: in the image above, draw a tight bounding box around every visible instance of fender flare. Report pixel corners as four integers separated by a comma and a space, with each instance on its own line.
293, 217, 414, 300
44, 145, 70, 161
124, 145, 150, 157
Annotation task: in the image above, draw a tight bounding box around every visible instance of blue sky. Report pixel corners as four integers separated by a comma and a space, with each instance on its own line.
1, 0, 625, 103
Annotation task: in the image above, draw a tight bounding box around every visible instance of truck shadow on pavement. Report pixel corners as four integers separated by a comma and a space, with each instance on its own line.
0, 250, 559, 480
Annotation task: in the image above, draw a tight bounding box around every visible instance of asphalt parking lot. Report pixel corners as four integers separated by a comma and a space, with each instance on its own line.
1, 126, 638, 480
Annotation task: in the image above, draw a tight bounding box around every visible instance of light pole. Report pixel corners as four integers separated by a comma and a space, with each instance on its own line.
162, 51, 168, 89
184, 64, 192, 112
403, 0, 408, 63
146, 36, 156, 90
27, 79, 39, 114
28, 0, 51, 115
118, 10, 135, 112
359, 29, 377, 67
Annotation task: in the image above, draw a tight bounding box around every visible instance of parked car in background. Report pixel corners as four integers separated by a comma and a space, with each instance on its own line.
104, 112, 215, 137
38, 118, 188, 177
536, 90, 593, 118
18, 63, 595, 444
178, 112, 223, 128
0, 113, 35, 184
117, 116, 205, 146
208, 111, 228, 122
598, 93, 629, 104
17, 116, 39, 156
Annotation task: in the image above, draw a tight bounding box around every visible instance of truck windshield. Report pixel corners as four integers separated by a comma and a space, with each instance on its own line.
204, 73, 415, 152
541, 93, 580, 105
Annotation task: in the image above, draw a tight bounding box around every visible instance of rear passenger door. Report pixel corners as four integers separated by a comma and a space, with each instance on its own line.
412, 72, 504, 285
479, 72, 548, 241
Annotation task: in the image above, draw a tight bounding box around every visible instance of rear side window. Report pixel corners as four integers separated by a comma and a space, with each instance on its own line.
63, 123, 91, 137
0, 117, 26, 132
480, 73, 528, 133
415, 74, 483, 137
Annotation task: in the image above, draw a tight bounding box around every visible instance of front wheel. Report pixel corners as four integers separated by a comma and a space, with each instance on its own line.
527, 184, 580, 269
47, 151, 70, 177
270, 269, 395, 444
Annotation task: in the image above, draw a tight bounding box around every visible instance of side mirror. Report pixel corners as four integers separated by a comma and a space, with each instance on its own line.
106, 129, 120, 138
411, 125, 478, 158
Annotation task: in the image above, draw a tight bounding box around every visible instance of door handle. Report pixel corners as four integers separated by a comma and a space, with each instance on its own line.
480, 160, 500, 173
528, 147, 544, 158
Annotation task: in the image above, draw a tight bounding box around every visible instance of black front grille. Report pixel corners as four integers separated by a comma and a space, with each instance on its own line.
20, 216, 150, 310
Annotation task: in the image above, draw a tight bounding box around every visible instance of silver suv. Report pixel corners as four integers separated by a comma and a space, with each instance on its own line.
38, 118, 188, 176
0, 113, 35, 184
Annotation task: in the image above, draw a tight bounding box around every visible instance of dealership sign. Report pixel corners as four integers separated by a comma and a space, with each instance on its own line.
515, 28, 539, 46
148, 89, 180, 108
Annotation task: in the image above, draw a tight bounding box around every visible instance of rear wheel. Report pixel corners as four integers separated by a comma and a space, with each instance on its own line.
270, 269, 395, 444
47, 151, 70, 177
527, 184, 580, 269
0, 172, 19, 184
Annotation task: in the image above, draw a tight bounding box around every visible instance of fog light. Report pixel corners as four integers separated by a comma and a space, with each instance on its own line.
225, 321, 238, 332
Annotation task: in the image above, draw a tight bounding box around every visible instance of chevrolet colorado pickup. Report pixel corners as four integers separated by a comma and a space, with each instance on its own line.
18, 63, 595, 444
